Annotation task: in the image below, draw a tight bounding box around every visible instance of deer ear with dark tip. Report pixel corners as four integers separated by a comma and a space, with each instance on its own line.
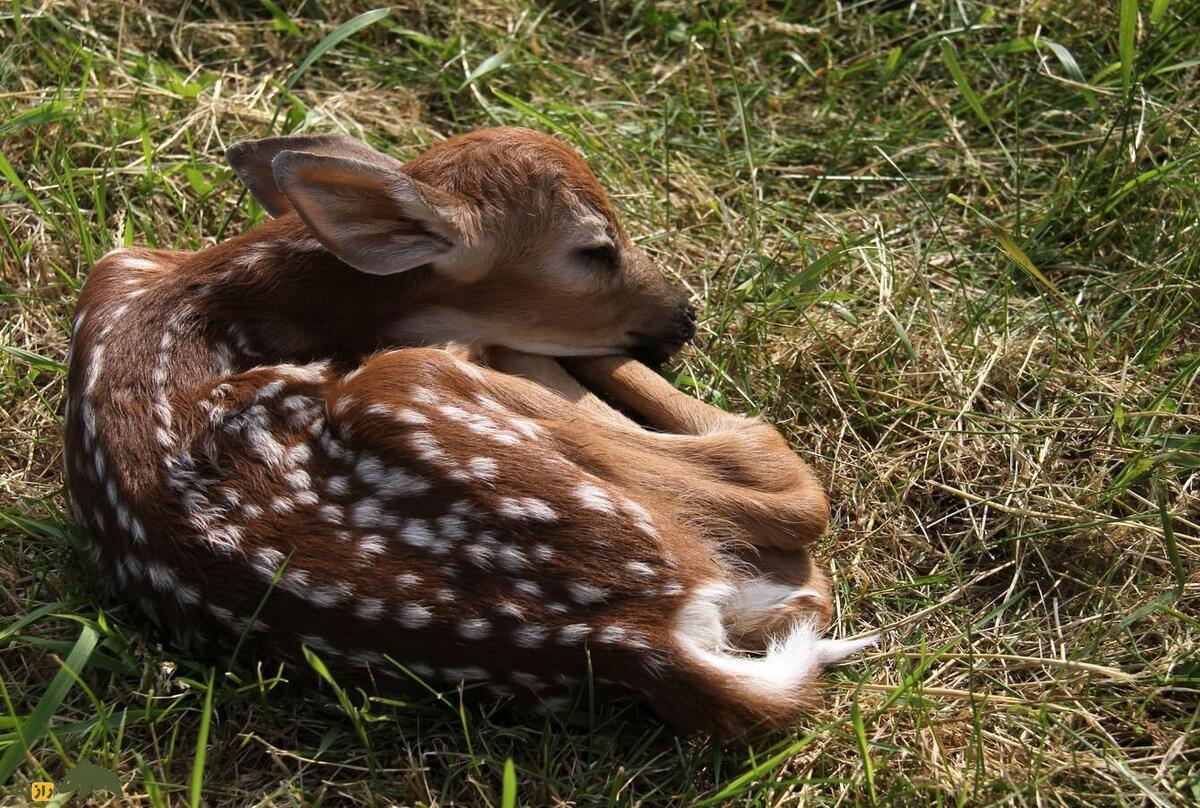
225, 133, 405, 217
271, 150, 477, 277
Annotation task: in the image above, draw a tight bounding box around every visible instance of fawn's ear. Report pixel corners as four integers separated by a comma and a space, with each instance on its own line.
225, 134, 405, 217
271, 150, 479, 277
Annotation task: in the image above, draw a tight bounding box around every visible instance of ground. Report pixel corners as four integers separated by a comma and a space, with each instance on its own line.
1, 1, 1197, 805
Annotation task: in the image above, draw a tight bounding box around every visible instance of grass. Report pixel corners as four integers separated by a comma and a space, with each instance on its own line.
1, 0, 1198, 804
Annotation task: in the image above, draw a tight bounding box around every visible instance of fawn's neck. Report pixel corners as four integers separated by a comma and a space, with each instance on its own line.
186, 214, 441, 366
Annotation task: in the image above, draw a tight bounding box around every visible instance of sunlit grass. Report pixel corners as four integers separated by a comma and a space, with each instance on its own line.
1, 1, 1197, 804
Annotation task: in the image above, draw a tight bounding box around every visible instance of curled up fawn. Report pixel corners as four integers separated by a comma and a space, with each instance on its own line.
63, 127, 875, 734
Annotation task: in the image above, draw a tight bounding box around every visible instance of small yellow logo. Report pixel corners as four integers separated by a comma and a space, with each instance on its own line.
31, 781, 55, 801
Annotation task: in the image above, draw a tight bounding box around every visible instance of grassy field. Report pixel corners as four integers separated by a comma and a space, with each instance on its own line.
2, 0, 1198, 804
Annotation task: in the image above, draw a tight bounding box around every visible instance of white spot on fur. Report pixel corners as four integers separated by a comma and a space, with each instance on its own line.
306, 582, 353, 608
300, 634, 340, 655
496, 600, 525, 619
355, 598, 385, 621
408, 661, 435, 678
558, 624, 591, 644
513, 624, 547, 648
567, 582, 608, 605
456, 360, 487, 383
573, 481, 616, 515
402, 519, 435, 549
621, 497, 659, 537
357, 535, 387, 560
436, 514, 468, 542
394, 408, 429, 425
496, 497, 557, 522
85, 343, 106, 395
279, 568, 311, 597
462, 543, 494, 567
625, 561, 655, 579
284, 469, 312, 491
444, 665, 489, 682
145, 561, 178, 592
506, 416, 542, 439
457, 618, 490, 639
351, 498, 398, 529
496, 545, 528, 572
438, 404, 521, 444
251, 547, 285, 581
466, 456, 499, 481
408, 431, 450, 465
398, 603, 433, 628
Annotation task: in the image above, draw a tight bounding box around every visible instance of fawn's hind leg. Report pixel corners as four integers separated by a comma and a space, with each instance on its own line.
489, 353, 839, 648
564, 356, 831, 549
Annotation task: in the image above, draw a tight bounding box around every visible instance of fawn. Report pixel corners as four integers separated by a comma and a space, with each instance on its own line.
63, 127, 874, 734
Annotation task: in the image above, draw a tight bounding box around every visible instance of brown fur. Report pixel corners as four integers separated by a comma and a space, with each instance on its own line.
63, 128, 854, 736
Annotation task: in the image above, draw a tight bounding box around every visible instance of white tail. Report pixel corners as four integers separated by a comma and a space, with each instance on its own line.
64, 127, 872, 735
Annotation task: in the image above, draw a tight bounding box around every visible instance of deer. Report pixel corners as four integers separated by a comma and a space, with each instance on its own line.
63, 126, 875, 735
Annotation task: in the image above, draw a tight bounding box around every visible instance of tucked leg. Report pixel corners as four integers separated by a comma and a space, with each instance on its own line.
480, 347, 639, 428
563, 356, 831, 549
562, 356, 743, 436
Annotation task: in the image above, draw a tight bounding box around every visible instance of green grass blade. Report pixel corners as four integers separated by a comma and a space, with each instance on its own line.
259, 0, 302, 36
949, 193, 1077, 317
1119, 0, 1138, 92
0, 625, 98, 783
939, 39, 991, 129
0, 100, 72, 137
1041, 39, 1086, 82
284, 9, 391, 92
1155, 484, 1185, 599
1102, 154, 1196, 214
882, 308, 918, 363
501, 757, 516, 808
460, 46, 512, 91
1150, 0, 1171, 25
0, 150, 48, 217
852, 698, 877, 805
0, 346, 67, 375
187, 668, 215, 808
939, 39, 1016, 169
697, 732, 824, 805
0, 602, 66, 648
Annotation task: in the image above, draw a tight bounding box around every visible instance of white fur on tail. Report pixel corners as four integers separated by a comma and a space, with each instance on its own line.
675, 583, 878, 704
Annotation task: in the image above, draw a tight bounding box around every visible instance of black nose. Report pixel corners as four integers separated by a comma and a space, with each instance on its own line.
674, 300, 699, 342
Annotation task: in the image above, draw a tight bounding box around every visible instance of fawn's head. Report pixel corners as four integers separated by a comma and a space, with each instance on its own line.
227, 127, 696, 362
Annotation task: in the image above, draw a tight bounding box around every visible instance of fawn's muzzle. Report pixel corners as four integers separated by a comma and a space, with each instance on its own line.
628, 295, 699, 365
